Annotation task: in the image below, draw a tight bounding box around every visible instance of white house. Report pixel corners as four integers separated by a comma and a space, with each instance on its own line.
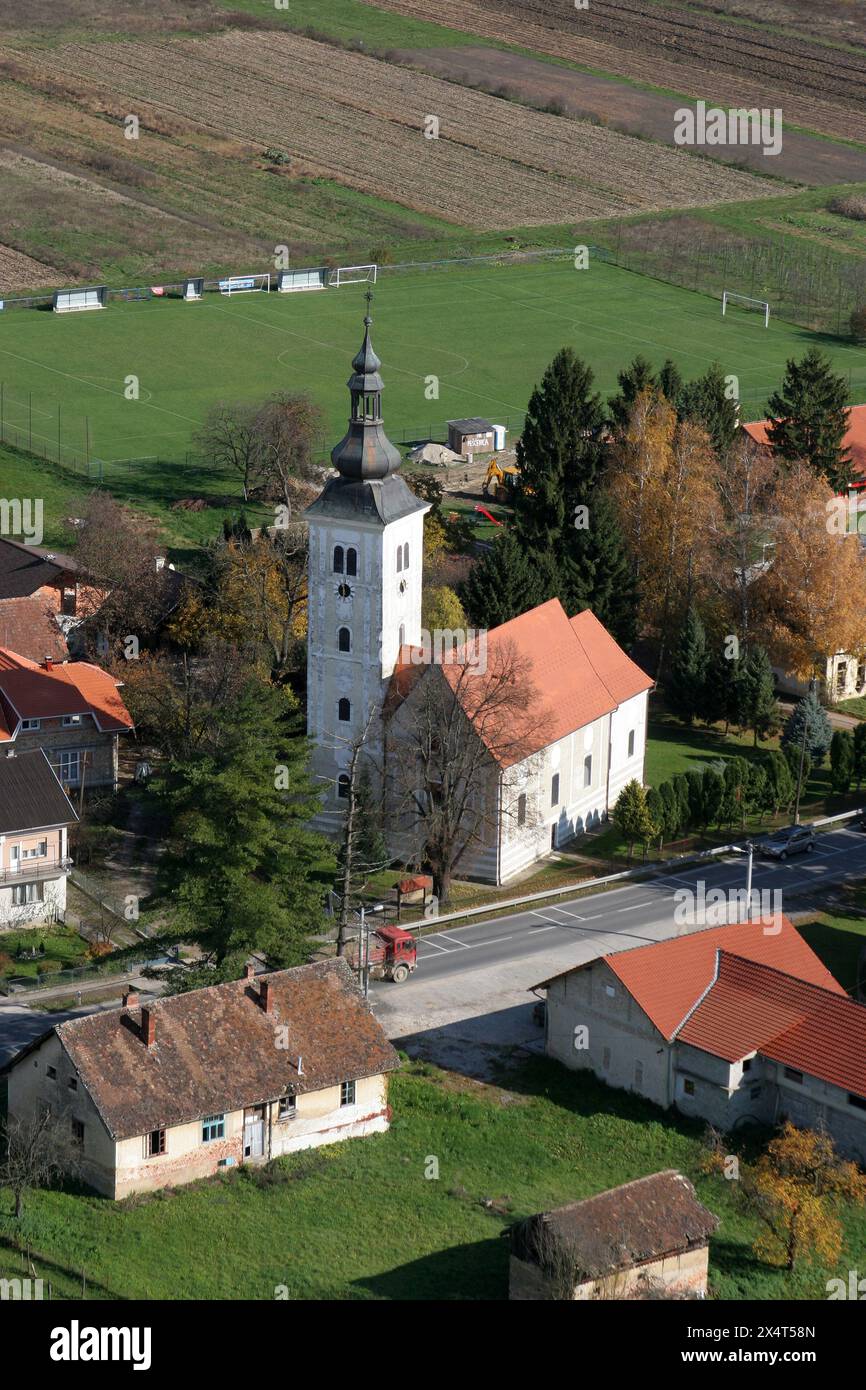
0, 748, 77, 928
305, 310, 653, 883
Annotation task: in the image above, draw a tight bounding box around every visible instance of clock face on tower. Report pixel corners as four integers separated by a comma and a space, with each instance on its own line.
336, 582, 353, 600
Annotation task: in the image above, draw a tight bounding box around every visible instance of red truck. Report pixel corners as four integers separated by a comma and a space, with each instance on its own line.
347, 925, 418, 983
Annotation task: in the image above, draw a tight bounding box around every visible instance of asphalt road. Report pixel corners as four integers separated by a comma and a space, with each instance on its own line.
384, 825, 866, 988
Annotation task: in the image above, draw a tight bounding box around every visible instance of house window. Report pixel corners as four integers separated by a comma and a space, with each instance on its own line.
340, 1080, 356, 1107
13, 882, 43, 906
202, 1114, 225, 1143
743, 1058, 753, 1073
338, 627, 351, 653
627, 729, 635, 758
46, 1066, 57, 1081
602, 1047, 611, 1070
403, 542, 409, 570
146, 1128, 166, 1157
396, 547, 403, 573
62, 714, 82, 727
58, 751, 81, 786
551, 773, 560, 806
605, 983, 616, 997
848, 1093, 866, 1111
337, 774, 350, 800
22, 841, 48, 860
71, 1119, 85, 1145
517, 793, 527, 827
683, 1078, 696, 1096
279, 1095, 297, 1120
68, 1077, 78, 1091
584, 755, 592, 788
784, 1067, 803, 1085
338, 698, 351, 722
333, 545, 344, 574
345, 548, 357, 577
20, 718, 41, 731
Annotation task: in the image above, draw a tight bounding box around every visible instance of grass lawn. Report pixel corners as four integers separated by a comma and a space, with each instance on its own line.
797, 882, 866, 996
2, 1056, 863, 1300
836, 697, 866, 722
0, 928, 90, 980
2, 259, 864, 483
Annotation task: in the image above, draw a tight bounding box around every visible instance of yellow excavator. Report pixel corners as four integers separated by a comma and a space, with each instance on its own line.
483, 457, 520, 502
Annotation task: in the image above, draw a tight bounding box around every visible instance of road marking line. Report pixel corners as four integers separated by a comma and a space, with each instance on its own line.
417, 939, 450, 954
542, 905, 586, 921
434, 933, 471, 949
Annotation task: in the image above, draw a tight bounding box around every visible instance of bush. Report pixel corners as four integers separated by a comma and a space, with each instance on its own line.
828, 195, 866, 222
36, 959, 62, 975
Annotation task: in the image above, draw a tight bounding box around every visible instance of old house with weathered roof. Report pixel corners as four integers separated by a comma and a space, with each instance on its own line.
305, 309, 653, 884
535, 917, 866, 1163
2, 959, 400, 1198
509, 1171, 718, 1300
0, 646, 133, 791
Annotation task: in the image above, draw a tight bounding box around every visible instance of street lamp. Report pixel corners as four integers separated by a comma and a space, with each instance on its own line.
358, 903, 385, 998
730, 841, 755, 922
793, 675, 818, 826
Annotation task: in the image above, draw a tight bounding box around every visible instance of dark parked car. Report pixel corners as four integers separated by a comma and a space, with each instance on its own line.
760, 824, 816, 860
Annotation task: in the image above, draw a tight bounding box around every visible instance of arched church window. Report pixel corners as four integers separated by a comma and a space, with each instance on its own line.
338, 627, 351, 653
517, 793, 527, 827
333, 545, 344, 574
338, 698, 351, 722
337, 774, 350, 800
396, 547, 403, 573
346, 548, 358, 577
403, 542, 409, 569
398, 623, 406, 650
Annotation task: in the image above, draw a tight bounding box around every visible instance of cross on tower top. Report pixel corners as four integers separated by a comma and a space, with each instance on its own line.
364, 289, 374, 322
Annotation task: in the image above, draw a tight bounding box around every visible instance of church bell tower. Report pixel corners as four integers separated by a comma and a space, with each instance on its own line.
305, 301, 429, 833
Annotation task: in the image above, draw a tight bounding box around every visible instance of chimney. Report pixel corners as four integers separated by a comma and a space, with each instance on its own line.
122, 990, 139, 1008
244, 963, 255, 980
141, 1006, 156, 1048
43, 657, 54, 672
260, 979, 273, 1014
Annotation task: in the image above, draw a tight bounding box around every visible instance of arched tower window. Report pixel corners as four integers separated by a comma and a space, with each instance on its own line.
398, 623, 406, 651
338, 698, 351, 722
333, 545, 344, 574
337, 774, 350, 800
345, 547, 357, 577
338, 627, 351, 653
403, 541, 409, 569
396, 547, 403, 573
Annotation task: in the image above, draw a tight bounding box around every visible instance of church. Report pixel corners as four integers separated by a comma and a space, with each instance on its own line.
305, 309, 653, 885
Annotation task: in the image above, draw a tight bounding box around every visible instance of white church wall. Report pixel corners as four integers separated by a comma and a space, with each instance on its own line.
607, 691, 649, 804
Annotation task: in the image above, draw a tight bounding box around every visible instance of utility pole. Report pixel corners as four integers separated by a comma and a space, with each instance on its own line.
793, 675, 818, 825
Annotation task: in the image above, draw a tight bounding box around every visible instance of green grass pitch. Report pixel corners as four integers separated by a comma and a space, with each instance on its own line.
1, 257, 864, 469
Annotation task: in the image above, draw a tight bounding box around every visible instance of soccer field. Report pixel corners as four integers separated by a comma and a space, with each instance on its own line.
0, 258, 864, 468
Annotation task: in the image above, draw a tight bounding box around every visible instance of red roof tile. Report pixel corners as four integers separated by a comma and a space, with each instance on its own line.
742, 403, 866, 485
582, 917, 843, 1040
681, 952, 866, 1098
440, 599, 652, 768
0, 599, 68, 665
0, 646, 133, 739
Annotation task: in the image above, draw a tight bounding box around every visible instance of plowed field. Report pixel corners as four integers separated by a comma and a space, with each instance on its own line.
0, 30, 779, 230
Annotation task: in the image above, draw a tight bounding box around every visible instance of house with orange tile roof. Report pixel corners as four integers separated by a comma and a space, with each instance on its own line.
0, 646, 134, 792
741, 403, 866, 492
535, 917, 866, 1163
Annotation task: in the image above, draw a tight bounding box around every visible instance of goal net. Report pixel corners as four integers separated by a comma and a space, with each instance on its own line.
328, 264, 378, 287
722, 291, 770, 328
218, 273, 271, 295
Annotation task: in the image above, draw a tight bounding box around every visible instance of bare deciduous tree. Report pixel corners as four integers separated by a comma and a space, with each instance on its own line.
387, 640, 550, 904
0, 1110, 79, 1219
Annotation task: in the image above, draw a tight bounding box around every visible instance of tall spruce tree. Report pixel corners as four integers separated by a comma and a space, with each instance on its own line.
558, 489, 638, 647
853, 723, 866, 789
515, 348, 606, 549
161, 679, 332, 967
740, 645, 779, 746
666, 606, 710, 725
781, 688, 833, 766
830, 729, 854, 794
459, 529, 541, 630
765, 349, 851, 492
607, 354, 658, 430
678, 362, 740, 455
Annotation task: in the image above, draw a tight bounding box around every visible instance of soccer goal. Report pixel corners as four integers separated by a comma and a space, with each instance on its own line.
218, 273, 271, 295
328, 264, 378, 288
721, 290, 770, 328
